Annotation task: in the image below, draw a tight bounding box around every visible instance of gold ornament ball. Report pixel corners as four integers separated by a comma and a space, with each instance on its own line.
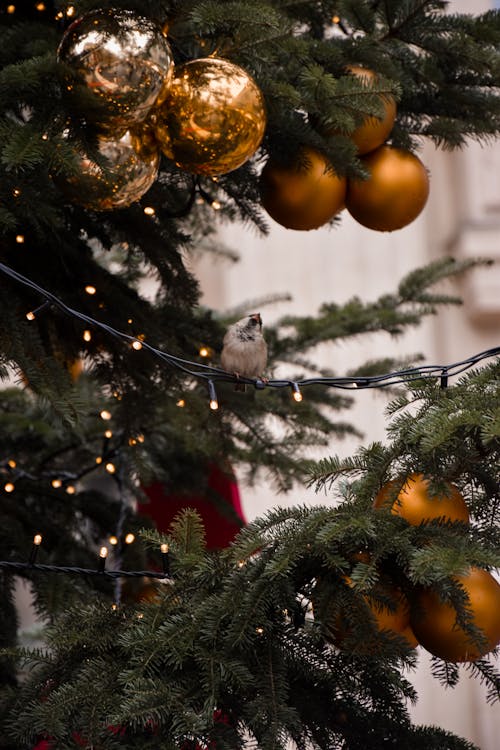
346, 145, 429, 231
57, 8, 174, 131
153, 57, 266, 176
320, 577, 417, 653
260, 147, 346, 231
55, 125, 160, 210
410, 568, 500, 662
346, 66, 397, 155
374, 473, 470, 526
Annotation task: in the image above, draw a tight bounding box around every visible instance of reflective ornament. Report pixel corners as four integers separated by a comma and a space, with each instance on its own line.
374, 473, 469, 525
410, 568, 500, 662
260, 147, 346, 230
57, 8, 174, 131
345, 66, 397, 155
153, 57, 266, 176
55, 125, 160, 210
346, 145, 429, 231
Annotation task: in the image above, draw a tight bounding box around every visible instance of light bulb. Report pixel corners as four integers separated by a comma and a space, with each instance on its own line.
199, 346, 209, 357
210, 399, 219, 411
176, 399, 185, 408
66, 485, 76, 494
7, 5, 15, 14
291, 383, 303, 402
160, 543, 169, 554
105, 462, 116, 474
26, 311, 35, 320
132, 340, 143, 350
7, 459, 16, 468
211, 200, 222, 210
15, 235, 24, 244
33, 534, 43, 545
36, 2, 46, 10
66, 5, 75, 16
100, 410, 112, 420
51, 478, 62, 488
104, 430, 113, 439
143, 206, 155, 216
4, 482, 14, 493
85, 285, 96, 295
99, 546, 108, 559
124, 533, 135, 544
95, 456, 103, 465
83, 329, 92, 342
109, 536, 118, 546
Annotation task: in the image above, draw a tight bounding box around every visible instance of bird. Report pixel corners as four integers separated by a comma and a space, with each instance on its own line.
220, 313, 268, 391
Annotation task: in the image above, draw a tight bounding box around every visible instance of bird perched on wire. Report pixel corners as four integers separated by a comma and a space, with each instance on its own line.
220, 313, 268, 391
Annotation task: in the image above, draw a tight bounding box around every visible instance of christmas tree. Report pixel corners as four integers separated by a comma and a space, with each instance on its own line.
0, 1, 499, 748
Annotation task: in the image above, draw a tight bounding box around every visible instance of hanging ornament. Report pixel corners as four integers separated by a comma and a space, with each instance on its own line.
259, 147, 346, 231
54, 124, 160, 210
57, 8, 174, 131
345, 145, 429, 231
344, 66, 397, 155
410, 567, 500, 662
153, 57, 266, 176
373, 473, 470, 525
317, 576, 417, 653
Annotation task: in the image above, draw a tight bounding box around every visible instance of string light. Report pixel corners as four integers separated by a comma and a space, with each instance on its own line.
83, 329, 92, 342
208, 380, 219, 411
98, 546, 108, 572
25, 300, 50, 321
15, 235, 24, 244
160, 543, 170, 575
41, 133, 48, 141
4, 482, 14, 493
211, 200, 222, 210
132, 340, 143, 350
85, 285, 96, 295
29, 534, 42, 565
12, 188, 21, 197
105, 462, 116, 474
66, 485, 76, 494
51, 478, 62, 488
176, 399, 185, 407
143, 206, 155, 216
104, 429, 113, 439
0, 262, 499, 402
199, 346, 210, 358
7, 459, 16, 468
291, 383, 303, 402
66, 5, 75, 17
124, 533, 135, 545
95, 456, 103, 464
109, 536, 118, 546
36, 2, 46, 10
7, 5, 15, 13
100, 410, 112, 421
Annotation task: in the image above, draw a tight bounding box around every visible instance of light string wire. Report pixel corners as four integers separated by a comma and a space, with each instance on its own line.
1, 261, 499, 393
0, 560, 168, 579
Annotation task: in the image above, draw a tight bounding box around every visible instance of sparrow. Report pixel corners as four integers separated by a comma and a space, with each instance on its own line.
220, 313, 268, 391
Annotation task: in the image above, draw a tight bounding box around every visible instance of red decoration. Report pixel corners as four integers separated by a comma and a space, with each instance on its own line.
139, 464, 245, 548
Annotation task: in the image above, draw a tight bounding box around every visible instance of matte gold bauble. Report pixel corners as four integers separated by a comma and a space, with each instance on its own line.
346, 146, 429, 231
320, 577, 417, 652
346, 66, 397, 155
57, 8, 174, 131
55, 125, 160, 210
260, 147, 346, 231
410, 568, 500, 662
153, 57, 266, 176
373, 473, 469, 526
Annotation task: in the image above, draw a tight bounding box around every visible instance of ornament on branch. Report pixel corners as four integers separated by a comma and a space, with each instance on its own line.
373, 473, 470, 525
153, 57, 266, 176
410, 567, 500, 662
55, 124, 160, 210
260, 146, 346, 230
343, 66, 397, 155
346, 145, 430, 231
57, 8, 174, 131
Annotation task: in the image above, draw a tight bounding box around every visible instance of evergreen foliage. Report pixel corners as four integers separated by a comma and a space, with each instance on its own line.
0, 1, 499, 748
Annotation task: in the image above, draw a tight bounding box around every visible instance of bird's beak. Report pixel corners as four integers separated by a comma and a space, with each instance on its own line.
249, 313, 262, 327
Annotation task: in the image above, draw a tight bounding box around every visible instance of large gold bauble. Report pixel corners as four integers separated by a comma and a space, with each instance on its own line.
410, 568, 500, 662
153, 57, 266, 176
55, 125, 160, 210
373, 473, 470, 526
346, 66, 397, 155
346, 146, 429, 231
260, 147, 346, 231
57, 8, 174, 131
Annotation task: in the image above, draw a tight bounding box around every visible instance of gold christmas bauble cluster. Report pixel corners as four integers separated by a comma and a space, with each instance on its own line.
56, 8, 266, 210
318, 474, 500, 663
260, 66, 429, 233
